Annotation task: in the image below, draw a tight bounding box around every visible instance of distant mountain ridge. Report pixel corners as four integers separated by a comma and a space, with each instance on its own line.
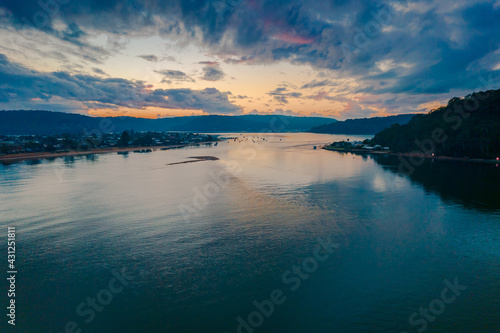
309, 114, 419, 135
0, 111, 336, 135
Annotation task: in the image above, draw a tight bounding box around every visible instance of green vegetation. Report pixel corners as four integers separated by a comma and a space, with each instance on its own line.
370, 89, 500, 159
118, 131, 131, 147
309, 114, 417, 134
0, 132, 217, 155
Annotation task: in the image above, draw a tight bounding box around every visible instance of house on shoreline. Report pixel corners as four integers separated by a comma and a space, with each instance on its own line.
325, 140, 389, 152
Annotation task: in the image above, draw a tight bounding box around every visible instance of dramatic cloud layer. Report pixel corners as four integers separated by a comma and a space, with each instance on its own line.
0, 0, 499, 117
0, 54, 240, 114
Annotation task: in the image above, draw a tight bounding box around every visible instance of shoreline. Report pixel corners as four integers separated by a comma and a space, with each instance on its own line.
0, 143, 217, 164
322, 146, 500, 165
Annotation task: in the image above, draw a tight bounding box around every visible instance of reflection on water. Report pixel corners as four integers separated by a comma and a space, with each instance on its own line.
370, 154, 500, 211
0, 133, 499, 333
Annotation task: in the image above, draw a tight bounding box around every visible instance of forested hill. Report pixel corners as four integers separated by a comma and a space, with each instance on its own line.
309, 114, 417, 134
0, 111, 335, 135
370, 89, 500, 158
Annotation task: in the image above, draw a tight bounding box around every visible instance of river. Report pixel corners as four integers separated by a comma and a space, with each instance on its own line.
0, 133, 499, 332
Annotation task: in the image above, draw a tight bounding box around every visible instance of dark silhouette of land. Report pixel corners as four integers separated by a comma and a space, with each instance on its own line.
166, 156, 220, 165
370, 88, 500, 159
309, 114, 417, 134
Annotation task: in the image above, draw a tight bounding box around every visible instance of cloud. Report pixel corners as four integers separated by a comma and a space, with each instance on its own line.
248, 108, 306, 117
138, 54, 159, 62
154, 69, 195, 84
230, 95, 249, 99
301, 79, 338, 89
200, 64, 225, 81
154, 87, 240, 114
0, 54, 240, 114
310, 91, 328, 101
1, 0, 500, 112
92, 68, 106, 75
267, 86, 302, 104
272, 108, 305, 117
310, 111, 333, 118
272, 33, 315, 45
339, 100, 378, 119
223, 56, 252, 65
199, 61, 219, 66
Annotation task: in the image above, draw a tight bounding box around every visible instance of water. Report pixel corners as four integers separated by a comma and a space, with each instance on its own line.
1, 133, 499, 333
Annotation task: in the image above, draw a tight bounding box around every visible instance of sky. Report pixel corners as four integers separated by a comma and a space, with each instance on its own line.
0, 0, 499, 120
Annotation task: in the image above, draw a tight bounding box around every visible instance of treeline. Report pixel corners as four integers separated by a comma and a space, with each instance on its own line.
370, 89, 500, 158
309, 114, 417, 134
0, 131, 216, 154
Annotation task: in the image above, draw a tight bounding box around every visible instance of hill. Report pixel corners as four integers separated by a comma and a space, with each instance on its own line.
241, 114, 337, 132
0, 111, 335, 135
309, 114, 417, 134
370, 89, 500, 159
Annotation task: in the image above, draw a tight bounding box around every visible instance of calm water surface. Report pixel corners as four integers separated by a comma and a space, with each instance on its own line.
1, 133, 499, 333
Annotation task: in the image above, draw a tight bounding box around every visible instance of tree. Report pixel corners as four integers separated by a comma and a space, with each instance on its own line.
118, 131, 130, 147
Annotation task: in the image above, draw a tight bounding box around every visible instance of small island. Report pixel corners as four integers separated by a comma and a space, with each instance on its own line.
323, 139, 390, 153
